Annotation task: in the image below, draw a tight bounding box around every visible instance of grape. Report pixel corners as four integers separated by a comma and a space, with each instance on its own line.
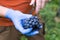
21, 16, 42, 30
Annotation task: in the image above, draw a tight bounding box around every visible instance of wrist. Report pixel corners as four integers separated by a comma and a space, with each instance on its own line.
5, 9, 17, 19
0, 6, 9, 17
5, 9, 24, 20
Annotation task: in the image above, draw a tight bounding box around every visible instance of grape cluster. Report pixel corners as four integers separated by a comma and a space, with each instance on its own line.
21, 16, 42, 30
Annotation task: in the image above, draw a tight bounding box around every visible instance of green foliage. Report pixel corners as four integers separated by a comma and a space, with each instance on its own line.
51, 0, 59, 5
40, 3, 59, 40
20, 36, 28, 40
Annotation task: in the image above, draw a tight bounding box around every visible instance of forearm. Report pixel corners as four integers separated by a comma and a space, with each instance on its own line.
0, 6, 9, 17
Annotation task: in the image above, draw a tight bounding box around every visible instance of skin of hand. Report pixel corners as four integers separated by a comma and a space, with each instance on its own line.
30, 0, 46, 13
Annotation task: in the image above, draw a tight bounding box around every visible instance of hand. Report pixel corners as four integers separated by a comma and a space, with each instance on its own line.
5, 9, 33, 34
5, 9, 39, 36
30, 0, 46, 13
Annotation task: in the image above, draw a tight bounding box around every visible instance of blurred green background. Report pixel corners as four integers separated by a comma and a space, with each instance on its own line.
40, 0, 60, 40
20, 0, 60, 40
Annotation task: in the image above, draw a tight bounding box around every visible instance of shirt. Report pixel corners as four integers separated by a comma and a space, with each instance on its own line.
0, 0, 35, 26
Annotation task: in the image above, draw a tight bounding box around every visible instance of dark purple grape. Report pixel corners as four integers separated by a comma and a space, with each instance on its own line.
21, 16, 43, 30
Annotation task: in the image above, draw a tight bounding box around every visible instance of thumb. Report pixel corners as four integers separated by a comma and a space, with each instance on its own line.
30, 0, 35, 5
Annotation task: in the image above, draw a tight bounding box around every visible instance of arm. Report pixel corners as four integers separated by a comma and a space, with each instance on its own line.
0, 6, 33, 34
0, 6, 39, 36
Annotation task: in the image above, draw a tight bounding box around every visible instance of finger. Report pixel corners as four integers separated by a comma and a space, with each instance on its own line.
26, 31, 39, 36
30, 0, 35, 5
36, 0, 42, 13
13, 19, 32, 34
41, 0, 45, 8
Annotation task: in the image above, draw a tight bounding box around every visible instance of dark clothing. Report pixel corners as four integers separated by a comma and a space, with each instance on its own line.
0, 26, 44, 40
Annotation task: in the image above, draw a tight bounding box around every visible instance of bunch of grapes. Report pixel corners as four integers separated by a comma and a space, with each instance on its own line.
21, 16, 43, 30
